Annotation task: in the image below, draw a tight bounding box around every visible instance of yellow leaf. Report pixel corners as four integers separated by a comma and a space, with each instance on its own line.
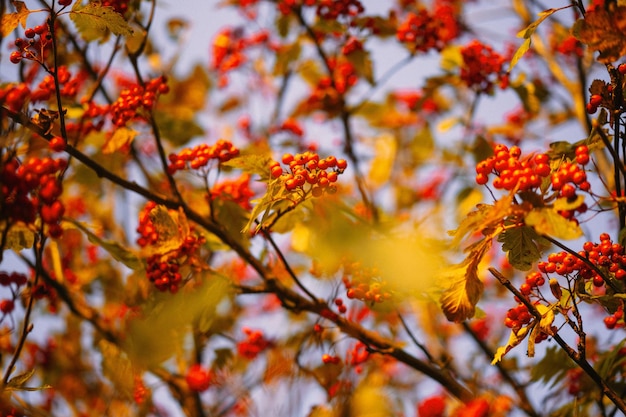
1, 1, 30, 37
525, 208, 582, 240
350, 374, 393, 417
3, 222, 34, 252
492, 325, 530, 364
291, 223, 311, 253
368, 133, 396, 187
102, 127, 137, 154
553, 195, 586, 211
440, 45, 462, 72
70, 2, 133, 41
141, 205, 186, 256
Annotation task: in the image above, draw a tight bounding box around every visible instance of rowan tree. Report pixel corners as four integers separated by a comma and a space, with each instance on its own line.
0, 0, 625, 416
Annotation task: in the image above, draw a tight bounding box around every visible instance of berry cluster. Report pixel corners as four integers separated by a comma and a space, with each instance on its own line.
237, 327, 271, 360
551, 146, 591, 215
553, 34, 583, 59
136, 202, 207, 292
10, 24, 51, 65
460, 40, 508, 94
167, 140, 240, 174
475, 144, 551, 191
316, 0, 364, 20
0, 83, 30, 112
276, 0, 317, 15
208, 174, 255, 210
185, 364, 212, 392
31, 66, 87, 102
110, 76, 169, 127
269, 151, 347, 196
586, 93, 604, 114
0, 156, 67, 237
322, 353, 341, 364
211, 28, 270, 87
341, 262, 391, 304
102, 0, 129, 15
396, 1, 460, 53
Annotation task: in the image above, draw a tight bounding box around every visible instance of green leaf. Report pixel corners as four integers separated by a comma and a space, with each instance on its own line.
3, 222, 35, 252
498, 225, 549, 271
1, 1, 30, 37
530, 346, 573, 387
212, 199, 250, 248
70, 2, 133, 41
154, 111, 204, 147
525, 208, 583, 240
69, 220, 142, 271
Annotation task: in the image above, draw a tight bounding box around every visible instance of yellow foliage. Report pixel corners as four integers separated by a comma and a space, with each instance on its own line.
368, 133, 397, 187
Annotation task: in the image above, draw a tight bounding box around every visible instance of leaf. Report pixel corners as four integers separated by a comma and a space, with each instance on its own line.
440, 238, 490, 322
492, 325, 530, 364
3, 222, 35, 252
525, 208, 583, 240
102, 127, 137, 154
573, 5, 626, 63
553, 195, 586, 211
69, 220, 143, 271
450, 193, 514, 247
70, 2, 133, 41
344, 48, 374, 84
509, 38, 531, 72
222, 154, 274, 178
529, 346, 573, 387
368, 133, 397, 187
99, 339, 134, 398
510, 7, 561, 71
124, 274, 230, 367
154, 111, 204, 147
142, 205, 186, 256
498, 225, 549, 271
1, 1, 30, 37
243, 178, 290, 233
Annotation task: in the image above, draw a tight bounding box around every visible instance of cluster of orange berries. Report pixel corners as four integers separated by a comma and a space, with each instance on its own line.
10, 24, 51, 65
503, 302, 550, 344
396, 1, 460, 53
208, 174, 255, 210
270, 151, 347, 196
167, 140, 240, 174
30, 66, 87, 102
341, 262, 391, 304
237, 327, 271, 360
110, 76, 169, 127
316, 0, 364, 20
0, 84, 30, 112
211, 28, 270, 87
460, 40, 508, 93
0, 156, 67, 238
475, 144, 551, 191
136, 202, 206, 292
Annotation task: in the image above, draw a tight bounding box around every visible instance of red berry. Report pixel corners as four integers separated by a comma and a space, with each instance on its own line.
0, 299, 15, 314
58, 0, 72, 6
589, 94, 602, 107
619, 63, 626, 75
49, 136, 66, 152
24, 28, 36, 38
185, 364, 212, 392
9, 51, 22, 64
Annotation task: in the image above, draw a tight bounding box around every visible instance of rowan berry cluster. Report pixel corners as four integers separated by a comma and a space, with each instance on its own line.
101, 0, 129, 15
185, 364, 212, 392
460, 40, 508, 93
211, 28, 270, 87
538, 234, 626, 287
553, 34, 583, 58
475, 144, 551, 191
396, 1, 460, 53
276, 0, 317, 15
237, 327, 271, 359
208, 174, 255, 210
0, 84, 30, 112
167, 140, 240, 174
137, 202, 207, 292
10, 24, 51, 65
110, 76, 169, 127
322, 353, 341, 365
0, 156, 67, 238
269, 151, 346, 196
316, 0, 364, 20
0, 272, 28, 288
341, 262, 391, 304
586, 93, 604, 114
31, 66, 87, 102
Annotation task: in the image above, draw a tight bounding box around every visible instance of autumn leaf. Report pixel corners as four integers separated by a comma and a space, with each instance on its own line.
450, 193, 514, 247
1, 1, 30, 37
141, 205, 188, 256
573, 5, 626, 63
510, 8, 561, 71
2, 222, 35, 252
368, 133, 397, 187
525, 207, 583, 240
492, 325, 531, 364
70, 2, 133, 41
102, 127, 137, 154
498, 225, 549, 271
440, 237, 490, 322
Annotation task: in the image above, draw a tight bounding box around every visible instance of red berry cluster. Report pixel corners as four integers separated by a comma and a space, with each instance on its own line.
10, 24, 51, 65
0, 271, 28, 288
396, 1, 460, 53
211, 28, 270, 87
101, 0, 129, 15
167, 140, 240, 174
0, 156, 67, 237
31, 66, 87, 102
504, 303, 532, 332
316, 0, 364, 20
475, 144, 551, 191
236, 327, 271, 360
133, 375, 150, 405
538, 234, 626, 286
341, 262, 391, 304
208, 174, 255, 210
110, 76, 169, 127
0, 83, 30, 112
322, 353, 341, 365
276, 0, 317, 15
460, 40, 508, 94
269, 151, 347, 196
551, 145, 591, 215
553, 34, 583, 59
185, 364, 212, 392
137, 202, 207, 292
586, 93, 605, 114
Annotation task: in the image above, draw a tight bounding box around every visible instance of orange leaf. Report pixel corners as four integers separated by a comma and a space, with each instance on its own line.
574, 5, 626, 63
